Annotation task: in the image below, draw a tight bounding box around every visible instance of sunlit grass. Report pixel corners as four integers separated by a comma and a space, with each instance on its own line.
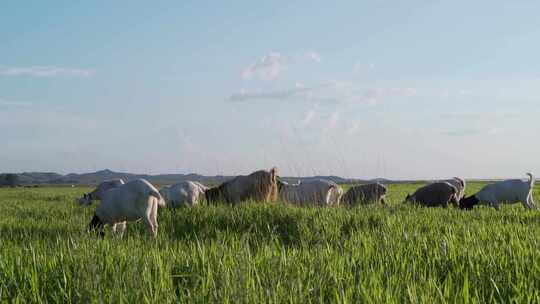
0, 183, 539, 302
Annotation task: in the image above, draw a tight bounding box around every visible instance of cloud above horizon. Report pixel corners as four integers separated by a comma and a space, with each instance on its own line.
0, 66, 94, 77
240, 51, 321, 80
241, 52, 284, 80
227, 82, 418, 105
227, 84, 322, 102
0, 98, 32, 107
304, 51, 322, 62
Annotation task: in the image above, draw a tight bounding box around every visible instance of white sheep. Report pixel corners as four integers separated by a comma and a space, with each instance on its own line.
84, 179, 165, 238
278, 179, 343, 206
160, 181, 207, 207
460, 173, 535, 210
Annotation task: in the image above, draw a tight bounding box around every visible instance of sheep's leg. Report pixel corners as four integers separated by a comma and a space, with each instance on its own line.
150, 200, 159, 236
117, 221, 127, 238
449, 195, 459, 207
189, 194, 197, 207
527, 193, 537, 209
110, 222, 125, 238
88, 214, 105, 238
521, 198, 531, 209
143, 200, 159, 238
143, 215, 157, 238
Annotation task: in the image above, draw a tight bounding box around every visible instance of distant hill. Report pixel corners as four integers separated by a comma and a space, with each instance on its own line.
0, 169, 399, 186
18, 172, 64, 184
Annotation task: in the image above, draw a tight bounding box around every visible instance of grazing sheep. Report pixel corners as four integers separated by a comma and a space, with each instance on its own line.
160, 181, 207, 207
205, 168, 278, 205
77, 179, 125, 205
460, 173, 536, 210
404, 182, 458, 208
84, 179, 165, 238
342, 183, 387, 206
278, 179, 343, 206
440, 177, 467, 202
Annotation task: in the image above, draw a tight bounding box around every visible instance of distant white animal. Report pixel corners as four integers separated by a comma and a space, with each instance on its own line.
84, 179, 165, 238
278, 179, 343, 206
404, 182, 458, 208
77, 179, 125, 205
460, 173, 536, 210
160, 181, 208, 207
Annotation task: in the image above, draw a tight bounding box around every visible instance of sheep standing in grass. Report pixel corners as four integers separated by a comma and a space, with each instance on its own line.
342, 183, 387, 206
83, 179, 165, 238
403, 182, 458, 208
160, 181, 207, 207
277, 179, 343, 206
77, 179, 125, 205
460, 173, 536, 210
205, 168, 278, 205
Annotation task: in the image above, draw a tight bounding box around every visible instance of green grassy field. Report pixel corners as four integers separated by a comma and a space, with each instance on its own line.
1, 182, 540, 303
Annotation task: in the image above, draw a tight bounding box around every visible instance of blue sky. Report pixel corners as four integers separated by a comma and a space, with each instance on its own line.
2, 1, 540, 179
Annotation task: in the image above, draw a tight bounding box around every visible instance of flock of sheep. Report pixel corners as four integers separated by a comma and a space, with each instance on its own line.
76, 168, 537, 237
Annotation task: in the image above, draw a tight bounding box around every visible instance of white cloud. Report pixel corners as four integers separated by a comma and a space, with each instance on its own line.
304, 51, 322, 62
227, 82, 419, 105
353, 62, 375, 73
241, 52, 285, 80
227, 85, 321, 102
440, 110, 521, 120
437, 110, 523, 137
360, 87, 417, 104
300, 109, 316, 126
439, 127, 481, 137
0, 66, 94, 77
240, 51, 321, 80
0, 98, 32, 107
327, 111, 340, 130
346, 122, 361, 135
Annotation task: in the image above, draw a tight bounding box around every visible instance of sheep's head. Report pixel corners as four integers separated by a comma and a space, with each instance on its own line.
204, 187, 222, 205
459, 195, 478, 210
377, 184, 388, 195
276, 178, 288, 192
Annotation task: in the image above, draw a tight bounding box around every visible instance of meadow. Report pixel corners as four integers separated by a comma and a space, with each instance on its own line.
1, 182, 540, 303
